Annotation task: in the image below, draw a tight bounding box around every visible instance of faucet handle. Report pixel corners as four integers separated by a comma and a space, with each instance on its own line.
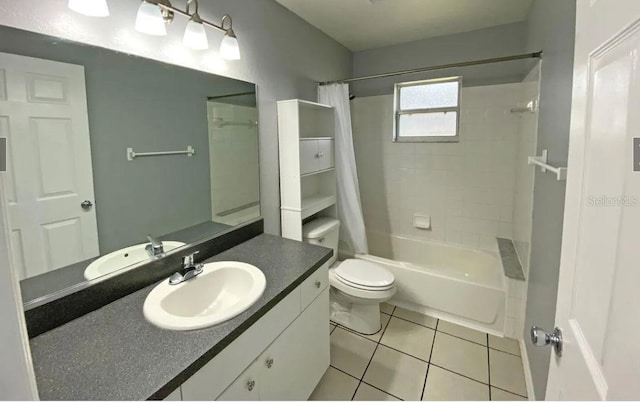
183, 251, 200, 267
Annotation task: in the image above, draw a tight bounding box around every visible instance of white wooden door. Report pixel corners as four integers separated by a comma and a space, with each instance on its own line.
546, 0, 640, 399
0, 52, 99, 279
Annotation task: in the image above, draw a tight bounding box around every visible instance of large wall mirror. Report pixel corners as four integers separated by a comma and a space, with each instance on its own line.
0, 26, 260, 306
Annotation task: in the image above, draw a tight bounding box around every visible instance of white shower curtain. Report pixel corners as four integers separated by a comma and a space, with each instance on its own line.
318, 84, 368, 254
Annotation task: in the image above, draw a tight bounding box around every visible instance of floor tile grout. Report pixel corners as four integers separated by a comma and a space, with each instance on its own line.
487, 334, 492, 401
420, 318, 439, 400
350, 305, 395, 401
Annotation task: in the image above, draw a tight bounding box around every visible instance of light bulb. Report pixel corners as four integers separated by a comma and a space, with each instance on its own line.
135, 1, 166, 36
68, 0, 109, 17
183, 19, 208, 50
220, 32, 240, 60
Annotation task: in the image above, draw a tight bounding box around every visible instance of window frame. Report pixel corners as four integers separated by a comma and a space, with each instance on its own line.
392, 76, 462, 143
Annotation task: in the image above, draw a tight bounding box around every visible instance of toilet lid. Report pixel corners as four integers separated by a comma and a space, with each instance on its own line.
334, 259, 395, 288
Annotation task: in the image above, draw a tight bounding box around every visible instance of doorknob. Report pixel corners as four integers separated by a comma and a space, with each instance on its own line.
81, 200, 93, 210
530, 326, 563, 357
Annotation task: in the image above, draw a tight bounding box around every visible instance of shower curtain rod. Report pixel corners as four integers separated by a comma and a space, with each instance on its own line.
317, 51, 543, 86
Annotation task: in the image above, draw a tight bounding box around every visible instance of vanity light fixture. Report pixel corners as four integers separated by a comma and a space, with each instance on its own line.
68, 0, 110, 17
135, 0, 169, 36
183, 0, 208, 50
220, 15, 240, 60
134, 0, 241, 60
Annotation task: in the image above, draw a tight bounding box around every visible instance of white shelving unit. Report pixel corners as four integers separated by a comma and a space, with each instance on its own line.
277, 99, 337, 241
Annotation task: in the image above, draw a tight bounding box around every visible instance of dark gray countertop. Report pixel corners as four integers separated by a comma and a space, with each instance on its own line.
29, 234, 332, 401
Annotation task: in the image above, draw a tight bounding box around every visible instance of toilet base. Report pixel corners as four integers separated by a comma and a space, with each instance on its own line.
329, 288, 383, 335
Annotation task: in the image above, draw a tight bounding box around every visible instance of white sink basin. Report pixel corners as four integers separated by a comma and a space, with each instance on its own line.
83, 241, 185, 281
143, 261, 267, 331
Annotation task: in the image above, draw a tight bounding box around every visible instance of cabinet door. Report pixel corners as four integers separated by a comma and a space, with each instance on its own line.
299, 140, 319, 175
259, 288, 330, 401
317, 139, 335, 171
217, 362, 260, 401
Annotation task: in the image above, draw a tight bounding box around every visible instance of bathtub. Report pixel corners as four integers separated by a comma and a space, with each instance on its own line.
356, 234, 506, 334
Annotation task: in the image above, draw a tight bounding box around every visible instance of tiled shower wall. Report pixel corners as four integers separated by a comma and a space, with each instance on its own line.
352, 83, 524, 256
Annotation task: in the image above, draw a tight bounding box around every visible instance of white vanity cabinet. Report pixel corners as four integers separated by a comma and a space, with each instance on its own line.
178, 263, 330, 401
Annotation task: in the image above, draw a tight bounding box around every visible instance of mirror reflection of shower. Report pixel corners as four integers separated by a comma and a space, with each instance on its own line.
207, 91, 260, 226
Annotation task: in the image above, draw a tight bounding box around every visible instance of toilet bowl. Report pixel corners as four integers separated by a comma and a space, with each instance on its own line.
302, 218, 396, 335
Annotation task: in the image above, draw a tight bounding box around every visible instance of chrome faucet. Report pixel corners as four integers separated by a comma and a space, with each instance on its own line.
145, 235, 164, 257
169, 251, 204, 285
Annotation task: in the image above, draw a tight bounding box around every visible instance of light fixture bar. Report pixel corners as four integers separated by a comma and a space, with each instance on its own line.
155, 2, 227, 33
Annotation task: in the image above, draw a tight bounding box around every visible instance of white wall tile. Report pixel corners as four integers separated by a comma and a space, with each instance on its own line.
352, 83, 524, 254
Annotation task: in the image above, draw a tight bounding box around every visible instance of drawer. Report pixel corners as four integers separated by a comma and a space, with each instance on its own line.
300, 262, 329, 310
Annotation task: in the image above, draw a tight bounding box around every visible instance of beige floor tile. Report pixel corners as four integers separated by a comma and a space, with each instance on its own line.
394, 307, 438, 329
309, 367, 359, 401
488, 335, 521, 356
422, 365, 490, 401
380, 302, 395, 315
489, 349, 527, 397
380, 317, 435, 361
363, 345, 429, 401
438, 320, 488, 345
330, 327, 377, 378
354, 383, 401, 401
431, 332, 489, 383
491, 387, 527, 400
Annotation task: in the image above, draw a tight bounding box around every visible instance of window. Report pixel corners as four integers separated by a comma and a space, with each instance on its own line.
393, 76, 461, 142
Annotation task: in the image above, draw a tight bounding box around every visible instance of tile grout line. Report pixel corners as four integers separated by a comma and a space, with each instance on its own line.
350, 305, 395, 401
487, 334, 492, 401
420, 318, 439, 400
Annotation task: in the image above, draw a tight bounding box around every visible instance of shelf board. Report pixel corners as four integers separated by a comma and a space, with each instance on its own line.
301, 194, 336, 219
277, 99, 333, 110
301, 168, 335, 178
299, 137, 334, 141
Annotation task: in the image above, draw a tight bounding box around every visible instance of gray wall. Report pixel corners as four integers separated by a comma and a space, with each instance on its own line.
0, 0, 353, 236
0, 26, 254, 253
351, 22, 532, 97
523, 0, 576, 398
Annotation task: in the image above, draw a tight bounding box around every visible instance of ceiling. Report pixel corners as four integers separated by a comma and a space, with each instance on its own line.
275, 0, 533, 51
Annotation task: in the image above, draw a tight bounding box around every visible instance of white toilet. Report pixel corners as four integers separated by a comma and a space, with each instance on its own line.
302, 218, 396, 335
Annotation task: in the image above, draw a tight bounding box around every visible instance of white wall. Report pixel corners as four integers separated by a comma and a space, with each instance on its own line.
523, 1, 576, 398
351, 22, 530, 97
0, 0, 352, 236
351, 83, 524, 256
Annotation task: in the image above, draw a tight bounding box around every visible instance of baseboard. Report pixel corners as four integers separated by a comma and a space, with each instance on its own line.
519, 338, 536, 400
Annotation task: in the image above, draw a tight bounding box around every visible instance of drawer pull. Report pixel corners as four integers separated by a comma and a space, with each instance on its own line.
315, 280, 321, 288
247, 379, 256, 391
266, 357, 274, 368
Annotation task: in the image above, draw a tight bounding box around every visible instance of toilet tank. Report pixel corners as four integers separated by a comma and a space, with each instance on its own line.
302, 218, 340, 265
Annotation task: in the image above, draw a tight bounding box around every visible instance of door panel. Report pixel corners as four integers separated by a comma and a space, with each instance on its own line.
0, 52, 99, 279
548, 0, 640, 399
299, 140, 318, 175
259, 289, 330, 400
317, 139, 334, 171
